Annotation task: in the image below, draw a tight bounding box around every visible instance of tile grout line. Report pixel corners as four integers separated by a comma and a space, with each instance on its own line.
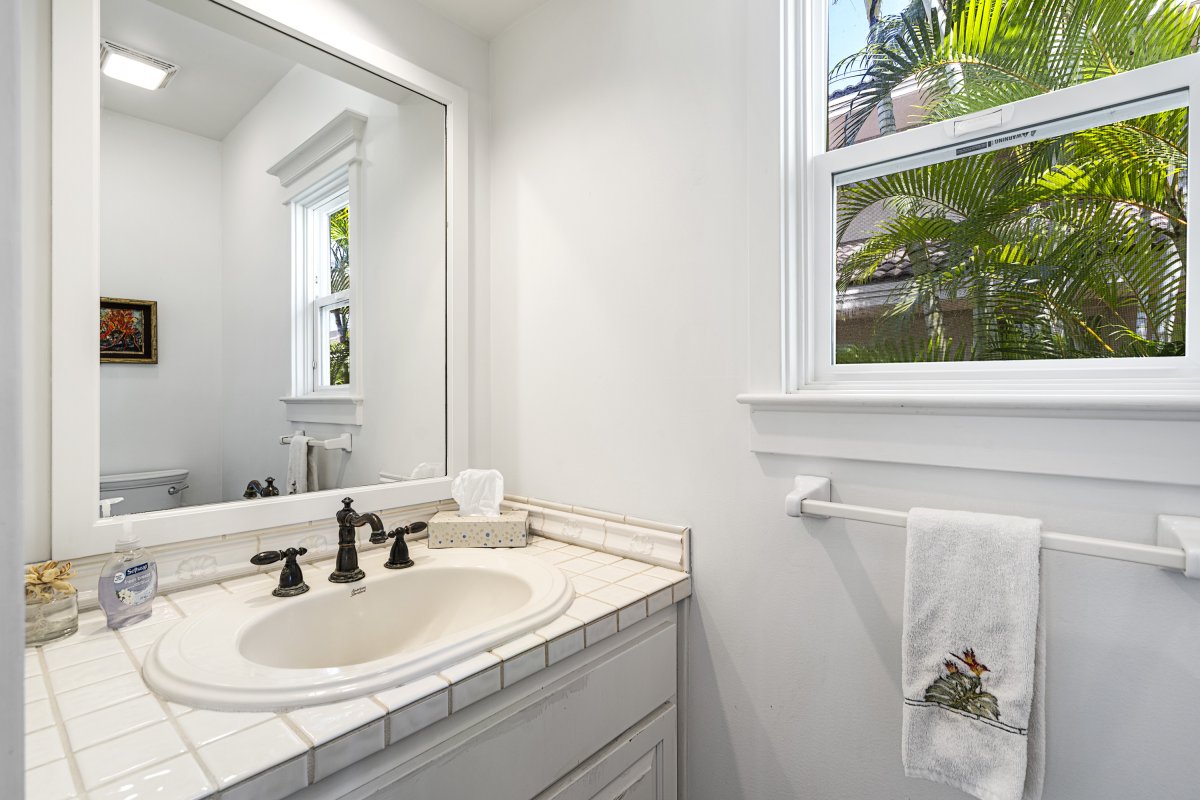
33, 646, 86, 800
277, 712, 317, 787
367, 695, 392, 747
111, 615, 225, 798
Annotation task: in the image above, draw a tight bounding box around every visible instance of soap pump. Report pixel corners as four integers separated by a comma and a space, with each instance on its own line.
97, 521, 159, 629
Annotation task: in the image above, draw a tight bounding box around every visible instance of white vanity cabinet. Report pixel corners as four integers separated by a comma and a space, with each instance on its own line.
536, 704, 677, 800
299, 607, 681, 800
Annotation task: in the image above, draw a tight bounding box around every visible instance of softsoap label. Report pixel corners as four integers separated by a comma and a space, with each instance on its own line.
112, 562, 155, 606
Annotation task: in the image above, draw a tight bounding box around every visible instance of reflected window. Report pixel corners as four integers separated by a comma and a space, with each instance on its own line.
298, 182, 353, 392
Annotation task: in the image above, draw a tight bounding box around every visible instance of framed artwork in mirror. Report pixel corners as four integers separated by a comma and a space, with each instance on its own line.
100, 297, 158, 364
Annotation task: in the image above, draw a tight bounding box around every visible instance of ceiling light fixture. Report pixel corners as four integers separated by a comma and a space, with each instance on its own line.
100, 41, 178, 90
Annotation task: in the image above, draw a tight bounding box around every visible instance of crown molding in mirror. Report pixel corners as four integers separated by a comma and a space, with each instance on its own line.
267, 108, 367, 188
50, 0, 470, 559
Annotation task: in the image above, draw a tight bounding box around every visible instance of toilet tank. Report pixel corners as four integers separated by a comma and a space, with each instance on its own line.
100, 469, 189, 515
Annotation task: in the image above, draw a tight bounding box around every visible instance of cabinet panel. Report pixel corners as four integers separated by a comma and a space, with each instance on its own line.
536, 704, 676, 800
346, 619, 677, 800
595, 750, 657, 800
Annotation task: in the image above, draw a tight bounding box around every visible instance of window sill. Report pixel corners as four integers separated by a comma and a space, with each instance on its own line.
736, 390, 1200, 487
280, 395, 363, 425
736, 391, 1200, 421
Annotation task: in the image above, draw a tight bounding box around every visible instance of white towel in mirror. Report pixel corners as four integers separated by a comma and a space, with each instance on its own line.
287, 434, 311, 494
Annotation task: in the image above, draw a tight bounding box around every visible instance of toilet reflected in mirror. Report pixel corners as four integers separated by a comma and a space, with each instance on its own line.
99, 468, 189, 516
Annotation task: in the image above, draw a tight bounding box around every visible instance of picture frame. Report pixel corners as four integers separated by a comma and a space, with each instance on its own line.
100, 297, 158, 364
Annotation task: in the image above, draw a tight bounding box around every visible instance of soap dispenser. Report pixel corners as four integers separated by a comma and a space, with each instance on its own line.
98, 522, 159, 629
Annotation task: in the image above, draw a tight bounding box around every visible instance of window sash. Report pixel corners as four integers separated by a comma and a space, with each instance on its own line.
314, 294, 351, 391
295, 176, 355, 396
797, 47, 1200, 390
311, 190, 349, 297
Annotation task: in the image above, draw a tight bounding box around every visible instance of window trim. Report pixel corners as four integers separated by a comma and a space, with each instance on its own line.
272, 110, 368, 426
747, 1, 1200, 417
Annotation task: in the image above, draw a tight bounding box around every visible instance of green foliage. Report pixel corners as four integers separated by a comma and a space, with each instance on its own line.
330, 333, 350, 386
924, 672, 1001, 721
329, 206, 350, 293
831, 0, 1200, 149
832, 0, 1195, 363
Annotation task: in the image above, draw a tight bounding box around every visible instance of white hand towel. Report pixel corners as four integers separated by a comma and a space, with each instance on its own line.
903, 508, 1045, 800
286, 434, 311, 495
306, 442, 320, 493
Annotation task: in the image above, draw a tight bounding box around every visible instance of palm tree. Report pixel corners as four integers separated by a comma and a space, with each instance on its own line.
837, 0, 933, 143
830, 0, 1197, 362
328, 206, 351, 384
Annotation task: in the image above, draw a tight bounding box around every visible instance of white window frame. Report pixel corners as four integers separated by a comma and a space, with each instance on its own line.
272, 110, 368, 426
744, 2, 1200, 417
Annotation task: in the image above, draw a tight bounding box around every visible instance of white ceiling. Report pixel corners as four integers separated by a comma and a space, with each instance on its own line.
416, 0, 551, 39
101, 0, 294, 141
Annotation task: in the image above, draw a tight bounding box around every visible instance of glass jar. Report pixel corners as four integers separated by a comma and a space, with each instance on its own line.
25, 586, 79, 646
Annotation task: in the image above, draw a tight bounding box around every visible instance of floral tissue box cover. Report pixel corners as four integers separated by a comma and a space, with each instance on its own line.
428, 509, 529, 548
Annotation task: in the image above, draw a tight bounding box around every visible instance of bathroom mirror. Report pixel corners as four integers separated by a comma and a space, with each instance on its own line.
51, 0, 470, 558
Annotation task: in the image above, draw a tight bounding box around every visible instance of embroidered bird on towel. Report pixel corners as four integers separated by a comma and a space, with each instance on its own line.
923, 647, 1001, 721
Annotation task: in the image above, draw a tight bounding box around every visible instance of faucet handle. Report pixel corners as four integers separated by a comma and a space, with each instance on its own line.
250, 547, 310, 597
381, 522, 427, 570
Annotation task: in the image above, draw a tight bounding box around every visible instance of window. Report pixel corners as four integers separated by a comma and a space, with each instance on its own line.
791, 0, 1200, 397
271, 110, 367, 425
306, 189, 352, 391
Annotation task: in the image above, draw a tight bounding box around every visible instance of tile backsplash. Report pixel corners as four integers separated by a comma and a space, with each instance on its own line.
61, 501, 450, 611
54, 496, 689, 611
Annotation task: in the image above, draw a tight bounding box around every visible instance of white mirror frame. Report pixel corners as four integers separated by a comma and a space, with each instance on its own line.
51, 0, 469, 558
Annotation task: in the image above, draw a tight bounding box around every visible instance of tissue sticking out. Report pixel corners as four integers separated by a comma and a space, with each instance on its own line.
451, 469, 505, 517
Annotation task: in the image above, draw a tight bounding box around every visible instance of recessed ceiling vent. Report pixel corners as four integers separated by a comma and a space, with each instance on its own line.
100, 41, 178, 90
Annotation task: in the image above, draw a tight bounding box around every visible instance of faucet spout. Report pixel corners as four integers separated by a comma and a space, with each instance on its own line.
329, 497, 380, 583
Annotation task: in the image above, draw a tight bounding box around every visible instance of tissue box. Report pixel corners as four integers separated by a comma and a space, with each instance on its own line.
428, 509, 529, 549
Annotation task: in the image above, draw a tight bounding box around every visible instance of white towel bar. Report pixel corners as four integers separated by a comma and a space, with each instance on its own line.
785, 475, 1198, 577
279, 432, 353, 452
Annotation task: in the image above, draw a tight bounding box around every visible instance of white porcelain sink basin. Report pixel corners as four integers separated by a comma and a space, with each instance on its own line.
143, 546, 573, 711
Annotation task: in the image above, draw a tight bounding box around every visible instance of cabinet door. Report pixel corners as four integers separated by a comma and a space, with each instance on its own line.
537, 703, 677, 800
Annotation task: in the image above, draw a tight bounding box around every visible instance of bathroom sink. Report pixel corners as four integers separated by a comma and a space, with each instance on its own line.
143, 546, 574, 711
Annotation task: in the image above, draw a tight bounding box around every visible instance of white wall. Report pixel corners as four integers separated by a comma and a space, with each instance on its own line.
490, 2, 1200, 799
20, 0, 50, 563
98, 110, 225, 507
4, 0, 27, 784
218, 64, 446, 500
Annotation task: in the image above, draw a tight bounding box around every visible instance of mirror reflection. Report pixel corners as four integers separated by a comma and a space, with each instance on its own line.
98, 0, 447, 518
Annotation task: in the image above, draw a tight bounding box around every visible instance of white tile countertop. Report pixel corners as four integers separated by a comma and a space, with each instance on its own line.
24, 502, 691, 800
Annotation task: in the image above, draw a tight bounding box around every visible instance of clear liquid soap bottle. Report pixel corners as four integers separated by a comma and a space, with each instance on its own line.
98, 521, 159, 629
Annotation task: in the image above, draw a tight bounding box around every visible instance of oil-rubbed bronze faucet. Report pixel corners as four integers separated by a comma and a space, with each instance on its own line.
370, 521, 429, 569
250, 546, 309, 597
330, 497, 385, 583
243, 477, 280, 498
